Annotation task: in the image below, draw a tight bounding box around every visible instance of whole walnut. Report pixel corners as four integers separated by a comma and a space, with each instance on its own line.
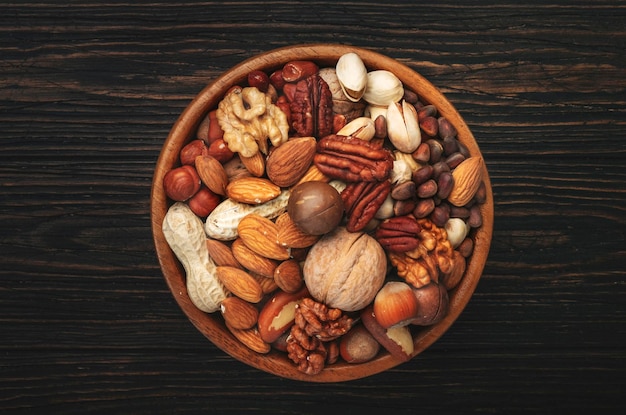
303, 227, 386, 312
216, 86, 289, 157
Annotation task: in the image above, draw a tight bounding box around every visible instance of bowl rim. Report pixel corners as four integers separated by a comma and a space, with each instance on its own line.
151, 43, 494, 382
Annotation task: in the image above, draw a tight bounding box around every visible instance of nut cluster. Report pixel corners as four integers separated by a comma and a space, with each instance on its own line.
385, 101, 485, 252
161, 53, 487, 375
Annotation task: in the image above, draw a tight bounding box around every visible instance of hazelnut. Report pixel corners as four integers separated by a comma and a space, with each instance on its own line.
163, 165, 201, 202
373, 281, 419, 328
207, 138, 235, 163
180, 139, 209, 166
187, 186, 221, 218
339, 324, 380, 364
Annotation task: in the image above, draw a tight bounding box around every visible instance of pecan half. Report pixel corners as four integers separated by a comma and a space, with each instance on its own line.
289, 73, 333, 138
341, 180, 391, 232
375, 215, 423, 253
314, 135, 394, 182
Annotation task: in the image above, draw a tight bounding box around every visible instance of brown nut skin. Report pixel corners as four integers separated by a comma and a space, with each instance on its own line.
360, 305, 413, 362
163, 165, 201, 202
271, 331, 291, 352
257, 286, 310, 344
187, 186, 221, 218
180, 139, 209, 166
207, 138, 235, 163
412, 142, 431, 164
339, 324, 380, 364
413, 198, 436, 218
207, 110, 224, 143
220, 296, 259, 330
410, 282, 449, 326
287, 181, 344, 235
436, 171, 454, 200
438, 116, 457, 139
420, 116, 439, 137
417, 179, 438, 198
269, 69, 286, 90
273, 259, 304, 293
282, 60, 319, 83
247, 70, 270, 93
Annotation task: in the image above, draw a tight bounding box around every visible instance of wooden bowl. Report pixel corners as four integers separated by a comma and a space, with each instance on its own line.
151, 44, 493, 382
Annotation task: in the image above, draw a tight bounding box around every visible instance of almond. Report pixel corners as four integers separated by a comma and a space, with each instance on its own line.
231, 238, 278, 278
220, 296, 259, 330
225, 321, 271, 354
237, 214, 291, 260
295, 164, 330, 186
226, 177, 281, 205
266, 136, 317, 187
240, 151, 265, 177
206, 238, 241, 268
448, 156, 484, 207
251, 271, 279, 294
215, 266, 264, 303
195, 155, 229, 196
275, 212, 320, 249
273, 259, 304, 293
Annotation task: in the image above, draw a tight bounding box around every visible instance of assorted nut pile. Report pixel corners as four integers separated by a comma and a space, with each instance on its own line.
161, 52, 486, 375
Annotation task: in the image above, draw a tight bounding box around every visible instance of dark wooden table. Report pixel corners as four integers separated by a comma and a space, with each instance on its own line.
2, 1, 624, 413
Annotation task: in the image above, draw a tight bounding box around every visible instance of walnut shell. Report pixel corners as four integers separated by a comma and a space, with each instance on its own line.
303, 227, 386, 312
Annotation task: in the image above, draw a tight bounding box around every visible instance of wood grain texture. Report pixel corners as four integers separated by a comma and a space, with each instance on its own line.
1, 1, 625, 413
